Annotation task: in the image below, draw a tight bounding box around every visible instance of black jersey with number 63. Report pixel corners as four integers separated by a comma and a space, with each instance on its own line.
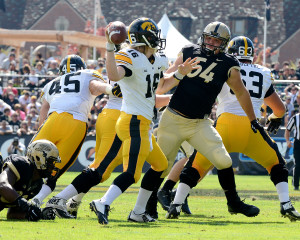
169, 44, 240, 119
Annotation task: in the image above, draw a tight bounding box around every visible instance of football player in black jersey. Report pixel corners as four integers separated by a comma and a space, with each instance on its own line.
147, 21, 262, 218
0, 139, 60, 221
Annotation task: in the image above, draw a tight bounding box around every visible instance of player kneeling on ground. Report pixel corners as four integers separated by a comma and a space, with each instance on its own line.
0, 139, 60, 221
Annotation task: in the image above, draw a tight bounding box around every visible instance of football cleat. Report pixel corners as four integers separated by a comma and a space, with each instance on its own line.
227, 198, 260, 217
128, 211, 156, 223
280, 201, 300, 222
90, 200, 110, 225
157, 189, 172, 211
30, 198, 43, 207
171, 190, 192, 215
146, 192, 158, 219
66, 198, 81, 218
165, 203, 182, 219
44, 197, 75, 219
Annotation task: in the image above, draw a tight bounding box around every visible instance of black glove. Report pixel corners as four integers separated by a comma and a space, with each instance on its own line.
112, 83, 122, 98
41, 207, 56, 220
250, 119, 264, 134
16, 197, 42, 221
266, 115, 282, 135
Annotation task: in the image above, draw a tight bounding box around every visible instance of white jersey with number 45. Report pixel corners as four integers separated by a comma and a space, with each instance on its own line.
115, 48, 169, 120
217, 62, 274, 118
40, 69, 105, 122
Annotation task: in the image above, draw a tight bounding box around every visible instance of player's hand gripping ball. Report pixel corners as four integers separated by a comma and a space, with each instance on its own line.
106, 21, 127, 45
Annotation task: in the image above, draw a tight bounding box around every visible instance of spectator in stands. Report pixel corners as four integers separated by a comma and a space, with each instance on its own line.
26, 96, 41, 113
14, 104, 26, 121
9, 112, 21, 134
34, 61, 47, 76
271, 62, 281, 80
0, 108, 11, 122
25, 68, 39, 90
284, 84, 299, 104
18, 90, 31, 114
28, 108, 39, 122
4, 92, 19, 109
1, 53, 16, 71
26, 114, 36, 132
16, 121, 31, 136
47, 60, 59, 75
0, 120, 13, 135
289, 68, 298, 80
3, 80, 19, 97
282, 61, 290, 70
7, 137, 25, 156
285, 95, 295, 119
21, 64, 31, 86
283, 68, 290, 80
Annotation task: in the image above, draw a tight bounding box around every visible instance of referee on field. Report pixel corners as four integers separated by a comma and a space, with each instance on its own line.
285, 112, 300, 190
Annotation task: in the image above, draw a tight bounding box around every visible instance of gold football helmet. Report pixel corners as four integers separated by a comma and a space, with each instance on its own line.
27, 139, 61, 178
199, 21, 231, 55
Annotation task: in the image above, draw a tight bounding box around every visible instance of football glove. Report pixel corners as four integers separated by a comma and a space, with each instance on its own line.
16, 196, 42, 221
266, 113, 282, 135
41, 207, 56, 220
250, 119, 264, 134
112, 83, 122, 98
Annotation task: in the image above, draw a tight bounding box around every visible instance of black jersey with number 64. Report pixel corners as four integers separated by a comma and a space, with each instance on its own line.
169, 44, 240, 119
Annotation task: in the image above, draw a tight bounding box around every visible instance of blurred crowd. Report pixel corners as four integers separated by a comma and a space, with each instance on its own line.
0, 44, 300, 137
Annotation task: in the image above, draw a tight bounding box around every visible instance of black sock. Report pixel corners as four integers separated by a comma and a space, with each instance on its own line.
162, 179, 176, 192
217, 167, 239, 203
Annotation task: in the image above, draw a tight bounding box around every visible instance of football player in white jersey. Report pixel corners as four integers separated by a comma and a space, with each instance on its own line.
165, 36, 300, 221
29, 55, 119, 214
89, 17, 199, 225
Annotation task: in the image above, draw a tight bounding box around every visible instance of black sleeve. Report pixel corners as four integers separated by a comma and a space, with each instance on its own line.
4, 155, 32, 182
264, 84, 275, 98
119, 66, 132, 77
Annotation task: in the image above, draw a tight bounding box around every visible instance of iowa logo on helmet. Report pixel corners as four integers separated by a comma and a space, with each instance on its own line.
141, 21, 156, 32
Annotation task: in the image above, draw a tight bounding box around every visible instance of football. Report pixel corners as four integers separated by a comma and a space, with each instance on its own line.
107, 21, 127, 45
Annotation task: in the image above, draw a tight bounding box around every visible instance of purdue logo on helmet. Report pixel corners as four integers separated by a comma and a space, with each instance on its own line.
59, 54, 87, 75
27, 139, 61, 179
199, 21, 231, 55
227, 36, 254, 63
128, 18, 166, 50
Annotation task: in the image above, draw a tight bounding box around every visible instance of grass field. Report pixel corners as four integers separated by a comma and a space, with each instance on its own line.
1, 172, 300, 240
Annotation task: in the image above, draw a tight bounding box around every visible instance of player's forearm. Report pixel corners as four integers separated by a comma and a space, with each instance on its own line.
106, 51, 120, 81
156, 74, 179, 94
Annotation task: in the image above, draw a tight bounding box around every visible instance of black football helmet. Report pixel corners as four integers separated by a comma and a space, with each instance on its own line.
59, 54, 86, 75
227, 36, 254, 63
198, 21, 231, 55
27, 139, 61, 179
128, 18, 166, 50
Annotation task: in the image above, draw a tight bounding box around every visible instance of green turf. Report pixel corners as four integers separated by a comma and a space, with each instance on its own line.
1, 172, 300, 240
